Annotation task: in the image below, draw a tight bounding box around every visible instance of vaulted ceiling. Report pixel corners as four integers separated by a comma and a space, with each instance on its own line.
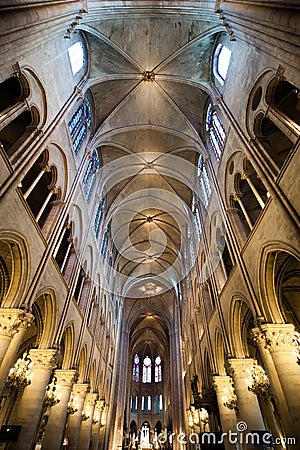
79, 7, 222, 298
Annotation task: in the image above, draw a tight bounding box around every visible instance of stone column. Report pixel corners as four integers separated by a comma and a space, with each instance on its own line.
8, 349, 59, 450
42, 369, 78, 450
254, 324, 300, 442
78, 393, 98, 450
91, 400, 103, 449
212, 376, 238, 450
67, 383, 90, 450
0, 310, 33, 393
0, 309, 33, 367
227, 358, 265, 438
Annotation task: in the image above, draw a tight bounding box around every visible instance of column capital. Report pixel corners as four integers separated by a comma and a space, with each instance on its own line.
28, 348, 61, 371
54, 369, 79, 386
212, 375, 234, 394
94, 399, 104, 411
252, 323, 298, 353
226, 358, 256, 378
0, 309, 34, 338
72, 383, 90, 398
85, 392, 98, 407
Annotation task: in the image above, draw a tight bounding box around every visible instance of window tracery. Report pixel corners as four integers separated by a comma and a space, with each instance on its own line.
68, 96, 92, 155
198, 156, 211, 209
142, 356, 152, 383
206, 103, 226, 161
82, 149, 99, 201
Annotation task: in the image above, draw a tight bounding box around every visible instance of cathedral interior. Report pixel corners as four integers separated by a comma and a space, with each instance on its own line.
0, 0, 299, 449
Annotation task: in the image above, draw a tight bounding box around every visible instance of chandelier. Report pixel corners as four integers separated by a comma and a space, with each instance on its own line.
246, 363, 270, 397
6, 352, 33, 389
44, 376, 61, 407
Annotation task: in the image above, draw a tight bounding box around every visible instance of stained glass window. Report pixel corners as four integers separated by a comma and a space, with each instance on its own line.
155, 355, 162, 382
198, 155, 211, 209
142, 356, 152, 383
192, 195, 202, 236
82, 149, 99, 201
68, 96, 92, 155
101, 223, 110, 259
94, 195, 105, 238
85, 97, 91, 127
206, 103, 226, 161
68, 105, 84, 138
132, 354, 140, 382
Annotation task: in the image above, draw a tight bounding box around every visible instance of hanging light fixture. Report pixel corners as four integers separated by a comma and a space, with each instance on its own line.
6, 352, 33, 389
246, 363, 270, 396
44, 376, 61, 407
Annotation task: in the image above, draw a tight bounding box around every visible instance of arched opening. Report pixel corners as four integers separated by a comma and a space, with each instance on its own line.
0, 74, 29, 114
255, 115, 293, 170
0, 109, 33, 157
270, 79, 300, 126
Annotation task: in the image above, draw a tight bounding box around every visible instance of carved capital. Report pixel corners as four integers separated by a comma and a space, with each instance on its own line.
94, 399, 104, 411
0, 309, 34, 338
29, 349, 61, 371
253, 324, 298, 353
85, 393, 98, 407
54, 369, 78, 387
212, 375, 234, 394
226, 358, 256, 378
72, 383, 90, 398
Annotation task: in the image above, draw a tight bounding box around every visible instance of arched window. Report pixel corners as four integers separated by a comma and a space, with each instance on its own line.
192, 195, 202, 236
20, 150, 59, 231
155, 355, 162, 382
255, 115, 293, 171
68, 42, 85, 76
132, 354, 140, 383
68, 96, 92, 155
198, 156, 211, 209
82, 149, 99, 201
94, 194, 105, 239
142, 356, 152, 383
101, 223, 110, 258
206, 103, 226, 160
0, 74, 29, 114
214, 44, 232, 84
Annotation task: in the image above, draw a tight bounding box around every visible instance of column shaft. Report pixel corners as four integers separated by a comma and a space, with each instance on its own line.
8, 349, 59, 450
42, 370, 78, 450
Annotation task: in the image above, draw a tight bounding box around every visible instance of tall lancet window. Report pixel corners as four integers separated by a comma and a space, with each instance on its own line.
206, 103, 226, 161
142, 356, 152, 383
132, 354, 140, 383
198, 155, 211, 209
94, 194, 105, 239
155, 355, 162, 382
82, 149, 99, 201
68, 96, 92, 155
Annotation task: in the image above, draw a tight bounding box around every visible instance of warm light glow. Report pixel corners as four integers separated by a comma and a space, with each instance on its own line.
68, 42, 84, 75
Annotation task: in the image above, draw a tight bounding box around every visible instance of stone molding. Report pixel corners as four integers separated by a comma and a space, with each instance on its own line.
72, 383, 90, 398
84, 393, 98, 407
28, 348, 61, 371
212, 375, 234, 394
0, 309, 34, 338
252, 323, 297, 353
226, 358, 256, 378
54, 369, 78, 386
